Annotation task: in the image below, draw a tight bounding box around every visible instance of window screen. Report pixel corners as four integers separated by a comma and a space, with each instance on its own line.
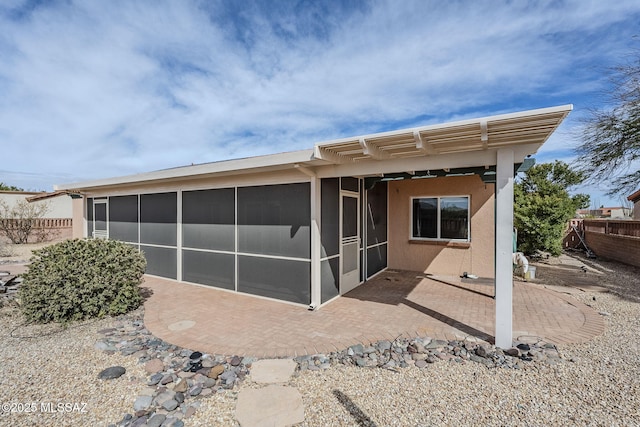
141, 245, 177, 279
321, 178, 339, 257
109, 195, 138, 243
182, 250, 235, 290
238, 255, 310, 304
87, 198, 94, 237
140, 192, 177, 246
183, 188, 235, 251
366, 181, 387, 246
367, 243, 387, 278
238, 183, 310, 259
321, 257, 340, 303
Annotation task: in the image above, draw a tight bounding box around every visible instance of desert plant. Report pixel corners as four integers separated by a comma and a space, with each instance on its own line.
0, 199, 50, 244
19, 239, 146, 323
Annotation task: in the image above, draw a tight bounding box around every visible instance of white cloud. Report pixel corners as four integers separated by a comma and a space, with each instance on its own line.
0, 0, 639, 193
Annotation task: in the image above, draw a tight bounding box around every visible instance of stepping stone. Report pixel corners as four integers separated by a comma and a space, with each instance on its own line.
236, 385, 304, 427
250, 359, 297, 384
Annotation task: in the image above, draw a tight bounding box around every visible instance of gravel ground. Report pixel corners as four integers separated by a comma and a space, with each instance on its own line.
1, 245, 639, 426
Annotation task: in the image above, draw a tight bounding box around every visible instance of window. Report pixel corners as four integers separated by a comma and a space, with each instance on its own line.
412, 196, 469, 240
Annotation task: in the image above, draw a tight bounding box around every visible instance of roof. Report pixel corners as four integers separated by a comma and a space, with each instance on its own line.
628, 189, 640, 203
56, 104, 572, 192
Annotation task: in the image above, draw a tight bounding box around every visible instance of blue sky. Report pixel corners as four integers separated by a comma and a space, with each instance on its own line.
1, 0, 638, 207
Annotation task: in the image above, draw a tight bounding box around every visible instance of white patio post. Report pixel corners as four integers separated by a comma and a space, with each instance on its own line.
310, 176, 322, 309
495, 148, 514, 348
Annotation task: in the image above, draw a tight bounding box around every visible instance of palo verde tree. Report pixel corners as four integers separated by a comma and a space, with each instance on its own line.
576, 49, 640, 195
515, 161, 589, 256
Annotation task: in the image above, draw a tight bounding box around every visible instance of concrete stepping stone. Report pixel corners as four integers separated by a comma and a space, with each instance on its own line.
235, 385, 304, 427
250, 359, 297, 384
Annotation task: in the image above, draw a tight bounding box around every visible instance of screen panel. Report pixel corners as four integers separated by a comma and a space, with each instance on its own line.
238, 183, 310, 259
141, 245, 177, 279
341, 177, 359, 192
182, 188, 235, 251
367, 243, 387, 278
238, 255, 310, 304
321, 257, 339, 304
140, 192, 177, 246
87, 198, 94, 237
182, 250, 235, 290
321, 178, 339, 257
366, 181, 388, 246
109, 195, 139, 243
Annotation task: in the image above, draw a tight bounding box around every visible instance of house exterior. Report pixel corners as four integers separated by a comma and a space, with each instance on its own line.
56, 105, 573, 348
628, 189, 640, 220
577, 207, 632, 219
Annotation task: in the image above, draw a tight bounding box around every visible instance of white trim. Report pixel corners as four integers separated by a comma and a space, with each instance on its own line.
410, 195, 471, 242
139, 243, 178, 249
234, 186, 239, 292
182, 247, 236, 256
176, 190, 183, 281
320, 254, 340, 261
236, 252, 311, 262
365, 241, 388, 250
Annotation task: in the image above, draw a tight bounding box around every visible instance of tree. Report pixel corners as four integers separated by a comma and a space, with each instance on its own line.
515, 161, 589, 256
0, 182, 24, 191
0, 199, 50, 244
576, 50, 640, 196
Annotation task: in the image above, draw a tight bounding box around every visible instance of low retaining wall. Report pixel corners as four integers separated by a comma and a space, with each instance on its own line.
1, 218, 72, 243
583, 220, 640, 267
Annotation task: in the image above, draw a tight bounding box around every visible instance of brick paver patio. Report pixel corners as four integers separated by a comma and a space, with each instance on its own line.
143, 270, 604, 357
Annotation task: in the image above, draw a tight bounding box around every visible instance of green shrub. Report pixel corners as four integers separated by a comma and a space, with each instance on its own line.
19, 238, 146, 323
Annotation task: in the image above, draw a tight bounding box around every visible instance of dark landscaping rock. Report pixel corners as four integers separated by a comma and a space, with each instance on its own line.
230, 356, 242, 366
148, 373, 163, 386
98, 366, 126, 380
146, 413, 166, 427
517, 343, 531, 351
505, 348, 520, 357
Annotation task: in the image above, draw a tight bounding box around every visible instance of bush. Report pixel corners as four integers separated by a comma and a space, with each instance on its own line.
19, 239, 146, 323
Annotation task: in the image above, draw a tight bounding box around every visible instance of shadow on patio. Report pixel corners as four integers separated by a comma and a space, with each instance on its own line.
142, 269, 604, 358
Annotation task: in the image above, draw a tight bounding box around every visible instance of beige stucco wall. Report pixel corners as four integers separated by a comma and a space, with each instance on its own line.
387, 175, 495, 278
72, 197, 85, 239
0, 192, 73, 218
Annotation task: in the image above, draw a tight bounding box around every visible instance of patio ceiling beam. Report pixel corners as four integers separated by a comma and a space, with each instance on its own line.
313, 146, 354, 164
414, 131, 436, 155
359, 138, 391, 160
480, 121, 488, 150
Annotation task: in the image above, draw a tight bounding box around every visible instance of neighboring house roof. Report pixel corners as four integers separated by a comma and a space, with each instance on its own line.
56, 104, 572, 192
628, 189, 640, 203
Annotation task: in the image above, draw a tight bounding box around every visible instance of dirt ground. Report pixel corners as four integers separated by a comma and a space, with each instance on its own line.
531, 249, 640, 303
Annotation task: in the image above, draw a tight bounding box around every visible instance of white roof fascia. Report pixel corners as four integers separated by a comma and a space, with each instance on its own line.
56, 149, 319, 191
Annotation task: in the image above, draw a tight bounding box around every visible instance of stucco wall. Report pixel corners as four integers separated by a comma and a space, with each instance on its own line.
0, 192, 73, 218
585, 231, 640, 267
388, 175, 495, 277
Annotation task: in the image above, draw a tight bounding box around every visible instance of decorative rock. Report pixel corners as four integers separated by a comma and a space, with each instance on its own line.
161, 399, 179, 411
188, 385, 202, 396
98, 366, 126, 380
201, 359, 215, 368
145, 358, 165, 374
133, 395, 153, 411
94, 341, 117, 352
173, 378, 188, 393
415, 360, 427, 368
175, 392, 185, 404
349, 344, 365, 355
230, 356, 242, 366
220, 370, 237, 384
208, 365, 225, 379
160, 374, 174, 385
148, 373, 163, 386
476, 345, 490, 358
505, 348, 520, 357
376, 340, 392, 352
517, 343, 531, 351
184, 406, 197, 418
146, 413, 166, 427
